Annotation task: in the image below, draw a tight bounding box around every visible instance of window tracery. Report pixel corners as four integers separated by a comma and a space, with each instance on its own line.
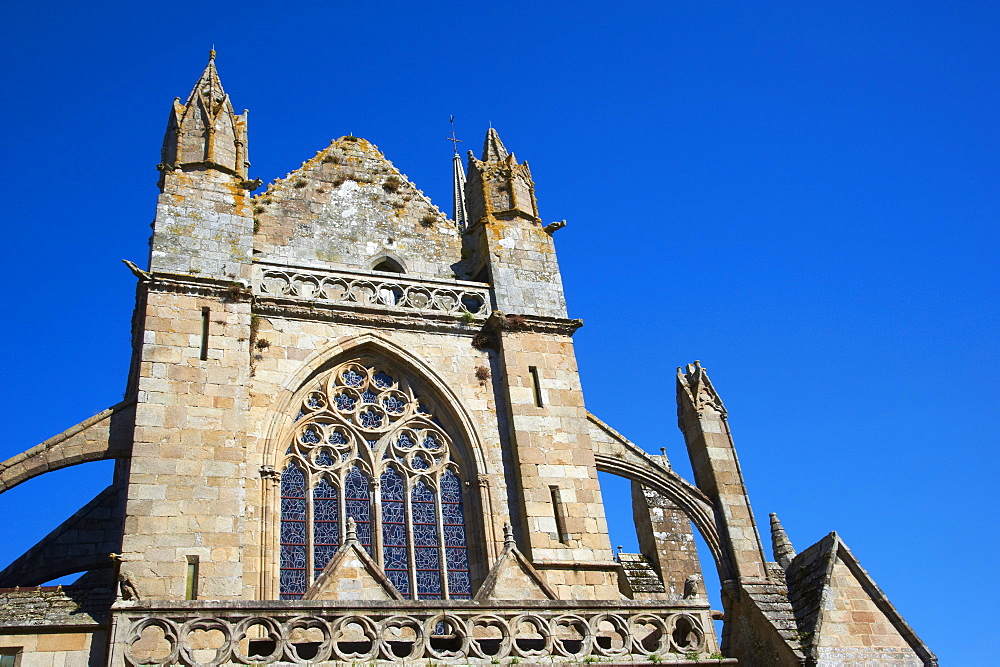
279, 360, 472, 600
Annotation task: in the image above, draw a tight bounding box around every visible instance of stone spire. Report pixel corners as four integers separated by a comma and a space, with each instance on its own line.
158, 50, 248, 186
769, 512, 796, 570
452, 152, 468, 230
482, 127, 509, 161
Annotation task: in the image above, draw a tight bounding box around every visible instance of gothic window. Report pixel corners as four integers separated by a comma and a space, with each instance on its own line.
278, 360, 473, 600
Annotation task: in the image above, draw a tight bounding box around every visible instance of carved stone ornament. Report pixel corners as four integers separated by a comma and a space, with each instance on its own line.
676, 361, 727, 420
118, 569, 141, 601
544, 219, 567, 234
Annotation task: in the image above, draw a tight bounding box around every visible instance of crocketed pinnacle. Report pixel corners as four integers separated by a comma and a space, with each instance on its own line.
158, 51, 249, 186
770, 512, 796, 570
482, 127, 509, 161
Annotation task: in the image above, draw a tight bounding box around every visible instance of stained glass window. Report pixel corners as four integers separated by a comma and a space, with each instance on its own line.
279, 464, 307, 599
345, 466, 373, 554
412, 480, 442, 598
441, 469, 472, 598
358, 409, 380, 429
381, 467, 411, 597
342, 369, 364, 387
313, 478, 339, 577
278, 360, 474, 600
334, 393, 355, 411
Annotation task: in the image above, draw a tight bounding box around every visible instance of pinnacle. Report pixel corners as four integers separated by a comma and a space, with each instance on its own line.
770, 513, 796, 570
482, 128, 509, 162
184, 51, 228, 113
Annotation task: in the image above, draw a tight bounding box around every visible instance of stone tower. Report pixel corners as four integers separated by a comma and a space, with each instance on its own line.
0, 54, 935, 666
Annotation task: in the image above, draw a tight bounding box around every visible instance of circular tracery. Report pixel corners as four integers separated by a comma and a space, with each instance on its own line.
279, 359, 472, 601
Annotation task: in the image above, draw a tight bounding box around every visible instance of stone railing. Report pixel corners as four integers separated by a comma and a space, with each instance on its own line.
255, 265, 491, 318
111, 600, 722, 665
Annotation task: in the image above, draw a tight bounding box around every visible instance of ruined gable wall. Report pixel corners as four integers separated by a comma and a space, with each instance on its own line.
253, 138, 469, 280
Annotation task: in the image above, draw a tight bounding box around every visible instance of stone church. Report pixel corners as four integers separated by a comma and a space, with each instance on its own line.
0, 53, 935, 666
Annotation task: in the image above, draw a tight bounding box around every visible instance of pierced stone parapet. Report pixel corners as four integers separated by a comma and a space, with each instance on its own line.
111, 600, 720, 665
256, 265, 490, 319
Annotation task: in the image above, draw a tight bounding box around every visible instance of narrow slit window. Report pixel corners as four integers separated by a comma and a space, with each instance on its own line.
200, 307, 210, 361
550, 485, 569, 544
185, 555, 200, 600
529, 366, 544, 407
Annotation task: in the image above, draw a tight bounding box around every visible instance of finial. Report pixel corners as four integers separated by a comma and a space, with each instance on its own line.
769, 513, 796, 570
209, 49, 216, 62
346, 517, 358, 542
503, 522, 515, 548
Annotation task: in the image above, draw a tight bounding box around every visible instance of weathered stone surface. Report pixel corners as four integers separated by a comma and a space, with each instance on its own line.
785, 532, 935, 666
631, 483, 702, 599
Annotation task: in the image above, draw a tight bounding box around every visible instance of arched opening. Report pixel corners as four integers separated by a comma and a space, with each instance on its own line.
0, 460, 118, 588
275, 357, 477, 600
372, 257, 405, 274
596, 467, 724, 640
597, 472, 710, 597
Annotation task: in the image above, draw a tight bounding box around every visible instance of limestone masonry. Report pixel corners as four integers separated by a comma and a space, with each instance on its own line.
0, 53, 935, 666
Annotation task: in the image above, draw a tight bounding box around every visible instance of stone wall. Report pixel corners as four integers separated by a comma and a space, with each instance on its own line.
632, 482, 702, 598
149, 169, 254, 281
0, 582, 112, 666
253, 138, 466, 280
121, 279, 252, 600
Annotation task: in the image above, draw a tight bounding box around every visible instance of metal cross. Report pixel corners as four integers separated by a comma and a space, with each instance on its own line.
446, 115, 463, 154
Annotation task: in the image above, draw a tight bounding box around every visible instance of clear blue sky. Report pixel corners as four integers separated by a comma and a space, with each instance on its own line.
1, 2, 996, 663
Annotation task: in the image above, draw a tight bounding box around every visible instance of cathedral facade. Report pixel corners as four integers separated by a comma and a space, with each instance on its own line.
0, 54, 934, 666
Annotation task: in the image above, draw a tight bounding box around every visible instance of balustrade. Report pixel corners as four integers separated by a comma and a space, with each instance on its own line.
256, 266, 490, 318
114, 601, 715, 665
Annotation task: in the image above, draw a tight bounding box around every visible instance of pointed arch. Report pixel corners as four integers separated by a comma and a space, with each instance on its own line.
371, 255, 405, 274
261, 334, 487, 476
259, 334, 491, 600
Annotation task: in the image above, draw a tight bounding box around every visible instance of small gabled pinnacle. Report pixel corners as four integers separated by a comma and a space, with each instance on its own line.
482, 127, 509, 161
503, 522, 515, 548
346, 517, 358, 543
770, 512, 796, 570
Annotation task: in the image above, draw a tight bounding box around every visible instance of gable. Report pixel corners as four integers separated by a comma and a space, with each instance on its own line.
304, 540, 402, 602
786, 533, 934, 665
814, 556, 917, 658
474, 547, 558, 601
252, 137, 467, 280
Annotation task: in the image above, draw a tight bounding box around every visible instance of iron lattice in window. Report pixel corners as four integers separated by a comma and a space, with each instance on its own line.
279, 361, 471, 600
